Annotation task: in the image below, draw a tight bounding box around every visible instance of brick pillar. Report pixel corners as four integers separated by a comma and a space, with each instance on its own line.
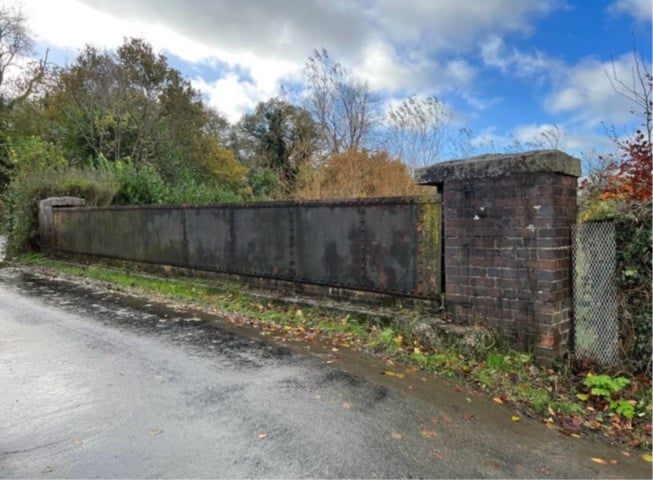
415, 150, 580, 363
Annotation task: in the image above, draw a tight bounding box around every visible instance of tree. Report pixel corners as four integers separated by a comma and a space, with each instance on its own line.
238, 98, 318, 194
0, 5, 48, 190
303, 48, 379, 154
46, 39, 170, 166
0, 5, 47, 111
384, 95, 450, 171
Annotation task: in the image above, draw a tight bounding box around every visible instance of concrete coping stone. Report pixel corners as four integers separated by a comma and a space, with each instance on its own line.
414, 149, 582, 185
39, 196, 87, 209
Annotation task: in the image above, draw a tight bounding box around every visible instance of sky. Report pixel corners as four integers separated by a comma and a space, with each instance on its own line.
1, 0, 652, 162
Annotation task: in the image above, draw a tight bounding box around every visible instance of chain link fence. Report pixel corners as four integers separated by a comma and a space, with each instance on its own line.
572, 222, 618, 365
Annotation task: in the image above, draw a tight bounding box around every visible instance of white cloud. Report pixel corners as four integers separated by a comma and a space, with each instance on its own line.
607, 0, 652, 22
193, 75, 262, 124
546, 53, 651, 130
481, 34, 554, 78
5, 0, 560, 121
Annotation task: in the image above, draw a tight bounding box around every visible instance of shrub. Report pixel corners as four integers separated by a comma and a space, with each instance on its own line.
578, 128, 652, 374
2, 167, 119, 256
111, 162, 168, 205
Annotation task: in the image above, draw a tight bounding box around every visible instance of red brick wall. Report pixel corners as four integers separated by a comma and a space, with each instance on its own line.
441, 173, 578, 361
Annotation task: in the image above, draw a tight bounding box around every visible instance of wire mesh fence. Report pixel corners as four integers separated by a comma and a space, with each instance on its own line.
572, 222, 619, 366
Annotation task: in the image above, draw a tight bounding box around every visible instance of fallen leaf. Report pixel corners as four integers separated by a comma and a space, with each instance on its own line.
591, 457, 608, 465
391, 432, 403, 440
430, 418, 439, 424
571, 433, 582, 438
149, 429, 162, 436
406, 366, 418, 373
576, 393, 589, 401
454, 385, 463, 392
432, 452, 443, 460
511, 415, 521, 422
621, 451, 631, 457
420, 428, 438, 438
258, 433, 267, 440
72, 440, 83, 446
383, 370, 405, 378
641, 453, 653, 463
443, 416, 453, 424
610, 459, 618, 465
342, 402, 351, 410
42, 466, 54, 474
493, 397, 503, 404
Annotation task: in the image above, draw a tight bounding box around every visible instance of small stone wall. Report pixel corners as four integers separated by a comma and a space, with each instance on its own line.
416, 150, 581, 362
38, 197, 86, 253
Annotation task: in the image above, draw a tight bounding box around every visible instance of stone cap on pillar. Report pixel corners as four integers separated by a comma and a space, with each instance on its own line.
414, 149, 582, 186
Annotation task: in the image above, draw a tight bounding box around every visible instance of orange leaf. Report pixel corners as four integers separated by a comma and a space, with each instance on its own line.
432, 452, 443, 460
591, 457, 607, 465
493, 397, 503, 404
420, 428, 438, 438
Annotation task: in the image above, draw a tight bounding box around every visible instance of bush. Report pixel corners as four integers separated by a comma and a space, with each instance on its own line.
111, 162, 168, 205
164, 177, 242, 205
247, 166, 286, 200
2, 167, 119, 256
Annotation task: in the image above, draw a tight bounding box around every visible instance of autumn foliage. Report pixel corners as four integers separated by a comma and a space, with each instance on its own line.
580, 129, 652, 215
295, 149, 434, 200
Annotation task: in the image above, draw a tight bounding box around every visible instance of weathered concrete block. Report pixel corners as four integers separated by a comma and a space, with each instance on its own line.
415, 150, 581, 185
38, 197, 86, 252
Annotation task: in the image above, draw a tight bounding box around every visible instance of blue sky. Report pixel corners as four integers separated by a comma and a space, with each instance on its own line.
2, 0, 652, 163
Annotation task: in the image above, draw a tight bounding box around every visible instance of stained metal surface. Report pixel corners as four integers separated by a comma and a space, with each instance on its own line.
52, 197, 441, 298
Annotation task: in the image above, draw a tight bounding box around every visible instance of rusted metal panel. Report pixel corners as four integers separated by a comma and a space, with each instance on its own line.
293, 205, 364, 289
231, 206, 292, 278
51, 196, 442, 298
363, 204, 419, 294
185, 208, 231, 271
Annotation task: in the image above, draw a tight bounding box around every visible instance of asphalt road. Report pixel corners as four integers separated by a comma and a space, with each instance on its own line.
0, 264, 650, 479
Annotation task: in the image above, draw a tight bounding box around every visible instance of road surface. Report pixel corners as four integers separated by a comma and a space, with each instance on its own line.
0, 264, 650, 479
